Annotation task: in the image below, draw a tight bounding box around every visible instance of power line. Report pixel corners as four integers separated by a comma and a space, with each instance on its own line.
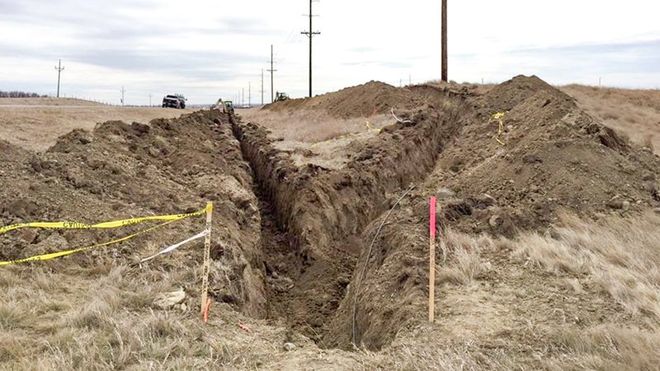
267, 44, 277, 103
301, 0, 321, 98
54, 59, 65, 98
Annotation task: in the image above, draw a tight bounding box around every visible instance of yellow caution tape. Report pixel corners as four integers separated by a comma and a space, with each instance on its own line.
0, 220, 176, 266
490, 112, 506, 146
365, 121, 381, 133
0, 204, 211, 236
0, 203, 213, 267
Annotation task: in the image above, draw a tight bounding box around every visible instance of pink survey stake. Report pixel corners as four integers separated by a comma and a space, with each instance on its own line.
429, 197, 437, 238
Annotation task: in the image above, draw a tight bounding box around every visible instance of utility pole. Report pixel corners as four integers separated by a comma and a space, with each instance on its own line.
54, 59, 65, 98
121, 86, 126, 106
149, 94, 152, 107
248, 82, 251, 108
260, 69, 264, 106
242, 88, 244, 107
441, 0, 448, 82
301, 0, 321, 98
267, 45, 277, 103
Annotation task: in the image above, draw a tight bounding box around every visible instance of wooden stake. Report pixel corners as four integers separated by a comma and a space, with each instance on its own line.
429, 197, 437, 323
200, 202, 213, 318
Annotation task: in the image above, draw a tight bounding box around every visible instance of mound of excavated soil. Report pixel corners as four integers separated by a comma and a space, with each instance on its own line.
263, 81, 425, 119
326, 76, 660, 350
426, 75, 660, 236
238, 75, 659, 351
0, 111, 267, 316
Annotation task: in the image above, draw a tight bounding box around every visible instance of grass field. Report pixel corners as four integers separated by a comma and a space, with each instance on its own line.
0, 100, 193, 152
561, 85, 660, 154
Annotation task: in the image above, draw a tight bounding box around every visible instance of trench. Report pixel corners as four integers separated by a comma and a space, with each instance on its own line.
227, 99, 466, 348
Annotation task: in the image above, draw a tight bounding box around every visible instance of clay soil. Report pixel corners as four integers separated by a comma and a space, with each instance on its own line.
1, 77, 659, 369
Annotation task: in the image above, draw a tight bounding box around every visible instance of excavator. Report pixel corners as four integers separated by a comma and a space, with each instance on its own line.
213, 99, 234, 115
275, 92, 289, 102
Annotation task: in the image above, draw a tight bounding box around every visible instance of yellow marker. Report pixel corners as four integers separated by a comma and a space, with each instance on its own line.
490, 112, 506, 145
365, 121, 380, 133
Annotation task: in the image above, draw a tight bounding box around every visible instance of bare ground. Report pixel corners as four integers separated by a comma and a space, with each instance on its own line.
1, 79, 659, 370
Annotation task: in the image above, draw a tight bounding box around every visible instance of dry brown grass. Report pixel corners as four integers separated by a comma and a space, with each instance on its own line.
561, 85, 660, 154
1, 210, 659, 369
239, 108, 392, 143
420, 210, 660, 370
544, 325, 660, 371
239, 107, 395, 170
0, 97, 105, 106
0, 98, 193, 152
435, 229, 494, 285
512, 211, 660, 320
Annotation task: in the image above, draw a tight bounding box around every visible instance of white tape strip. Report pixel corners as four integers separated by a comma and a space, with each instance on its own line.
140, 229, 209, 263
391, 107, 413, 124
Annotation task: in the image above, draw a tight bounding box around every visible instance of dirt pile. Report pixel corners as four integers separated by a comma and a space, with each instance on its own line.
0, 110, 267, 316
231, 75, 659, 351
426, 75, 660, 235
263, 81, 425, 119
326, 75, 660, 350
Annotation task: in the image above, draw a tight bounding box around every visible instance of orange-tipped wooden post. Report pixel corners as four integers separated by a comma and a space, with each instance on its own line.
429, 197, 437, 322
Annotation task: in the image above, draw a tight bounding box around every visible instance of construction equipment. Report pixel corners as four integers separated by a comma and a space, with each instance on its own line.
223, 100, 234, 115
162, 94, 186, 109
214, 99, 234, 115
275, 92, 289, 102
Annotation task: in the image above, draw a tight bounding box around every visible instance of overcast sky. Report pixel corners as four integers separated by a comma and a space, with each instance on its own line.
1, 0, 659, 105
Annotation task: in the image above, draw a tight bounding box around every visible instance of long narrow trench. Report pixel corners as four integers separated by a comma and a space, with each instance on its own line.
254, 188, 299, 320
227, 100, 467, 347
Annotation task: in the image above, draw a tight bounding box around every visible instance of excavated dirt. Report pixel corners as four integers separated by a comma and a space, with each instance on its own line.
0, 111, 267, 316
263, 81, 425, 119
426, 76, 660, 236
325, 76, 660, 350
232, 97, 467, 342
240, 75, 659, 350
2, 75, 659, 360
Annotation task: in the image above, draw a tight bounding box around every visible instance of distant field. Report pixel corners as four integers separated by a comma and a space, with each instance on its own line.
0, 97, 105, 107
0, 98, 194, 152
561, 85, 660, 154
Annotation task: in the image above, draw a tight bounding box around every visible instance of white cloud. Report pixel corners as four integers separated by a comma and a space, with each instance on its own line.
1, 0, 659, 104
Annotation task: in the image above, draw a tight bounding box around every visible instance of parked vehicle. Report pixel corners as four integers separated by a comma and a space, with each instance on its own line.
162, 94, 186, 109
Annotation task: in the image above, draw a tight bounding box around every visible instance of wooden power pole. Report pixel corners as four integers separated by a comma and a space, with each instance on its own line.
54, 59, 65, 98
267, 45, 277, 103
301, 0, 320, 98
441, 0, 448, 82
